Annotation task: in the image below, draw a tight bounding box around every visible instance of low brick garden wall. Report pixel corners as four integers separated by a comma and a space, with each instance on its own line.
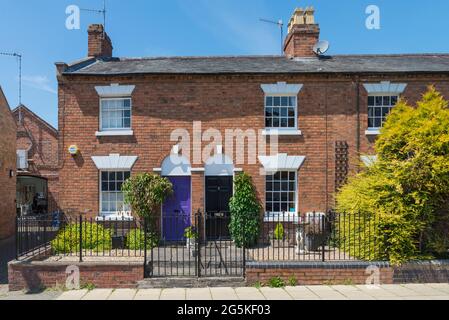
8, 259, 143, 291
246, 261, 394, 286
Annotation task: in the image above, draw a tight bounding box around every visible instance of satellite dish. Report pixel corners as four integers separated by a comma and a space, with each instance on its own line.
313, 40, 330, 56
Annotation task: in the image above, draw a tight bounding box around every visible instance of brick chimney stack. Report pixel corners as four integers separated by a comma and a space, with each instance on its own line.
284, 7, 320, 58
88, 24, 113, 58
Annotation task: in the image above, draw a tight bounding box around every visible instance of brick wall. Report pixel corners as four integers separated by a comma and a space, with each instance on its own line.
57, 73, 449, 219
0, 88, 16, 240
14, 106, 59, 212
246, 262, 394, 286
8, 260, 143, 291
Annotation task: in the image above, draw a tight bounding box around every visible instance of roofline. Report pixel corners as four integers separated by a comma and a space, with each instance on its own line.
12, 104, 58, 135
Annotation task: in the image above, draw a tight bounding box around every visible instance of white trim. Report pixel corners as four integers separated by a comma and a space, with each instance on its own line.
95, 84, 136, 98
234, 168, 243, 173
153, 168, 162, 172
261, 82, 303, 95
95, 130, 134, 137
258, 154, 306, 172
91, 154, 138, 170
363, 81, 407, 95
365, 129, 381, 136
191, 168, 205, 173
264, 171, 298, 218
262, 129, 302, 136
361, 155, 378, 167
161, 155, 192, 176
205, 154, 234, 176
264, 212, 300, 222
96, 215, 134, 222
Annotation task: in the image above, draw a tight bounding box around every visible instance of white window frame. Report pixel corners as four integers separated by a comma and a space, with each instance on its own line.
98, 97, 133, 134
366, 94, 399, 135
264, 94, 300, 134
99, 170, 131, 218
264, 171, 298, 220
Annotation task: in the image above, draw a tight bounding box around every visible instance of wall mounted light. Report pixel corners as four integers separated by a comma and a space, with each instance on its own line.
9, 170, 15, 178
68, 145, 79, 156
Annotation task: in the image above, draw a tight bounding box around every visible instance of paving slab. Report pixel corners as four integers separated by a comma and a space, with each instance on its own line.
134, 289, 162, 300
259, 287, 293, 300
160, 288, 186, 300
284, 286, 320, 300
305, 286, 348, 300
380, 284, 422, 297
234, 287, 266, 300
186, 288, 212, 300
331, 285, 376, 300
57, 289, 89, 300
355, 285, 400, 299
210, 287, 239, 300
81, 289, 113, 300
401, 284, 449, 296
108, 289, 137, 300
427, 283, 449, 294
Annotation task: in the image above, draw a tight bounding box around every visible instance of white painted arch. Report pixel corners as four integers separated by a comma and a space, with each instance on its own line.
161, 154, 191, 176
205, 154, 234, 176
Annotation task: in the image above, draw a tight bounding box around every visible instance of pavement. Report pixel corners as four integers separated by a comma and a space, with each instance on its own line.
1, 284, 449, 300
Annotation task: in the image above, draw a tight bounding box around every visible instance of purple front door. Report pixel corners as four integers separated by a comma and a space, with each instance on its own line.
162, 176, 191, 241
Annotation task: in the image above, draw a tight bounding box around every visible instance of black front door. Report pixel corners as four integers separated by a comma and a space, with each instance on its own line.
205, 176, 233, 239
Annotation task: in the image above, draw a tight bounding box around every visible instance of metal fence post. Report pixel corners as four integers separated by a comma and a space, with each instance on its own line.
197, 213, 201, 278
143, 217, 147, 278
79, 215, 83, 262
321, 215, 326, 262
15, 215, 19, 260
242, 214, 246, 278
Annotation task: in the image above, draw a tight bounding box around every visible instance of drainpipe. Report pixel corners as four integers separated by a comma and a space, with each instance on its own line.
355, 76, 361, 155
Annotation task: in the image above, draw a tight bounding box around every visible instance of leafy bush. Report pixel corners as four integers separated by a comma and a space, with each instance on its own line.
268, 277, 285, 288
122, 173, 173, 219
336, 87, 449, 265
126, 229, 159, 250
273, 223, 284, 240
287, 276, 298, 287
229, 173, 262, 248
184, 226, 198, 240
51, 222, 112, 253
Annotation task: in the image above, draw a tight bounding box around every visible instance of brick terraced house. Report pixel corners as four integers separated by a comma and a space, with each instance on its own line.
0, 86, 16, 240
13, 105, 59, 214
55, 8, 449, 239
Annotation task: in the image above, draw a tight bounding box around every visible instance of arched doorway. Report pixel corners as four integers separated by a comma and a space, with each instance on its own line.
204, 154, 234, 239
161, 155, 192, 241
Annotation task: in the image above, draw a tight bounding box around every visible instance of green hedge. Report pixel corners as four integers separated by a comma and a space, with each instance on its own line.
126, 229, 159, 250
51, 222, 112, 254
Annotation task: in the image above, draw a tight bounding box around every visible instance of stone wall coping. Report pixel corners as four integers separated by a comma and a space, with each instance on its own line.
9, 259, 143, 268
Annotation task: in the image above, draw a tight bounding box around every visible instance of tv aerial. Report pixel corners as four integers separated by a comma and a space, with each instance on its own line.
259, 18, 284, 55
0, 51, 22, 106
81, 0, 107, 38
313, 40, 330, 56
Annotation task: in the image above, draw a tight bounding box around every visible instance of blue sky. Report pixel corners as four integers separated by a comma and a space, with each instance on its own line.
1, 0, 449, 128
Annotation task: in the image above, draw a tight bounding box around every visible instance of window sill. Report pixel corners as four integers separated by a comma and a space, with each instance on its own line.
365, 129, 380, 136
96, 215, 134, 222
262, 129, 302, 136
96, 130, 134, 137
264, 212, 300, 222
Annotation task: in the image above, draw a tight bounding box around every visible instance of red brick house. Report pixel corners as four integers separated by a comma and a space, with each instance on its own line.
0, 86, 16, 240
55, 8, 449, 238
13, 105, 59, 214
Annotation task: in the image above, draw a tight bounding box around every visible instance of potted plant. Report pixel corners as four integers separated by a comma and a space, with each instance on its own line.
184, 226, 198, 257
271, 222, 287, 248
304, 215, 327, 251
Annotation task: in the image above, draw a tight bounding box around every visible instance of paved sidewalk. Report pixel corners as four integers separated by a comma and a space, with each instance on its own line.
2, 284, 449, 300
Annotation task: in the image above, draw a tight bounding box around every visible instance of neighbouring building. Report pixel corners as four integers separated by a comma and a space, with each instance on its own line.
55, 8, 449, 240
0, 86, 16, 240
13, 105, 59, 214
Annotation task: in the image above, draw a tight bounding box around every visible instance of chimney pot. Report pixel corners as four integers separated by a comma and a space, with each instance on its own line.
284, 7, 320, 58
88, 24, 113, 58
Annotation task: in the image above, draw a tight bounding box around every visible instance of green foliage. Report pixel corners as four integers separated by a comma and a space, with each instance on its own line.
126, 229, 159, 250
122, 173, 173, 219
274, 223, 285, 240
81, 283, 96, 291
336, 87, 449, 265
184, 226, 198, 240
253, 281, 263, 289
229, 173, 262, 248
287, 276, 298, 287
268, 277, 285, 288
51, 222, 112, 254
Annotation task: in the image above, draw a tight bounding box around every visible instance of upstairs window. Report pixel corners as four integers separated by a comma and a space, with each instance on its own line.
265, 96, 297, 129
367, 95, 398, 129
265, 171, 297, 214
100, 98, 131, 131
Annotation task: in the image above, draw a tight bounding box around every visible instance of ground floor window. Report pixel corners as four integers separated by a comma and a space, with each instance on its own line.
265, 171, 297, 214
100, 171, 131, 215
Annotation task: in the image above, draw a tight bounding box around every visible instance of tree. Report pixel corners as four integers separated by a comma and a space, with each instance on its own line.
122, 173, 173, 219
336, 87, 449, 264
229, 173, 262, 248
